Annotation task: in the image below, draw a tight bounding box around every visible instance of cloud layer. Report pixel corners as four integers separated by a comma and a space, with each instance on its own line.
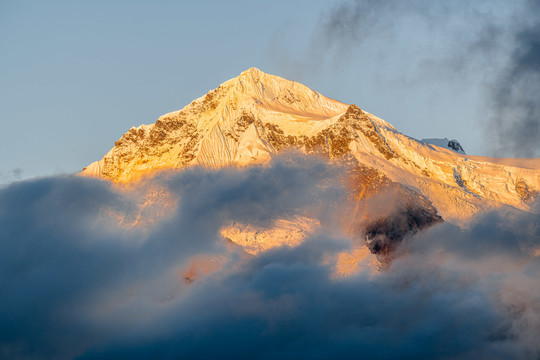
0, 155, 538, 359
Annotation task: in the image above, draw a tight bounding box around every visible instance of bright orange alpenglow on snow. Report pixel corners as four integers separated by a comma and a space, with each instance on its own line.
81, 68, 539, 276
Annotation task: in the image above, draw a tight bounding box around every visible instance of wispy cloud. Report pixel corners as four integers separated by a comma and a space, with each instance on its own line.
272, 0, 540, 157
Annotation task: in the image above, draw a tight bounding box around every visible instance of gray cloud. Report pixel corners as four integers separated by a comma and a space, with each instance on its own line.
332, 0, 540, 157
273, 1, 499, 78
272, 0, 539, 157
0, 154, 343, 359
489, 1, 540, 157
0, 154, 538, 359
81, 211, 540, 360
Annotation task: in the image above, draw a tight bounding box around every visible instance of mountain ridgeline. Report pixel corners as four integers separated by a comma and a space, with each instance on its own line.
82, 68, 539, 262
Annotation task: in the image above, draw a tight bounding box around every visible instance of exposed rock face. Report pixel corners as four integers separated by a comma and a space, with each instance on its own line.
363, 190, 443, 260
261, 104, 394, 161
344, 165, 443, 262
515, 178, 536, 202
448, 139, 465, 153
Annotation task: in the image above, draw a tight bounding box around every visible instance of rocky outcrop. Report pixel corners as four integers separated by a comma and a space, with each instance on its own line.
448, 139, 465, 154
344, 165, 443, 262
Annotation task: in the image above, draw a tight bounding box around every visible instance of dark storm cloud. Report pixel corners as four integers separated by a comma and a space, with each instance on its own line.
82, 211, 540, 360
0, 154, 343, 359
0, 154, 539, 359
274, 0, 539, 157
489, 1, 540, 157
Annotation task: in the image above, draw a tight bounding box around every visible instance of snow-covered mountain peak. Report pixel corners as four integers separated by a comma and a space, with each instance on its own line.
81, 69, 539, 224
230, 67, 348, 118
237, 66, 270, 81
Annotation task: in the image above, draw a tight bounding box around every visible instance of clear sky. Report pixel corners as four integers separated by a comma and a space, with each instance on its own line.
0, 0, 536, 182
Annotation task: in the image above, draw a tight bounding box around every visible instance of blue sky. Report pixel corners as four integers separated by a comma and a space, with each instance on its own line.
0, 0, 535, 182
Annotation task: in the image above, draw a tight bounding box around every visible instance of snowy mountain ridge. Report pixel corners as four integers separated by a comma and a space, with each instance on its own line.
82, 68, 539, 224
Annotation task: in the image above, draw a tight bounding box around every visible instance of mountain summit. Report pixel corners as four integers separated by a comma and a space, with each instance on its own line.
82, 68, 539, 223
83, 67, 349, 178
